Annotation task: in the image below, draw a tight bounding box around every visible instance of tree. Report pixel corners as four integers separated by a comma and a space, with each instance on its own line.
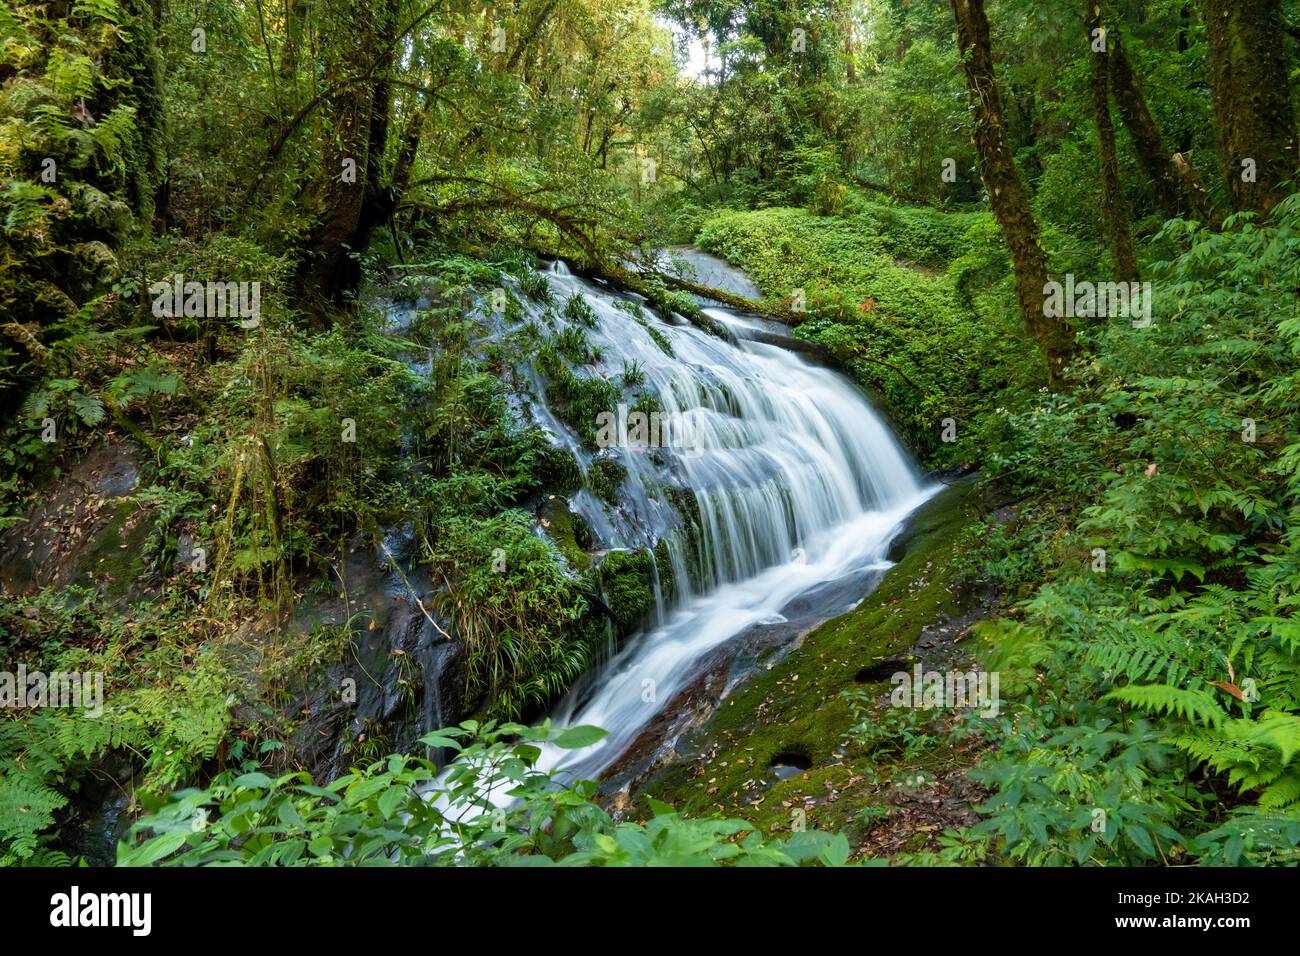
1086, 5, 1138, 283
1107, 32, 1214, 224
297, 0, 401, 306
1203, 0, 1299, 217
949, 0, 1072, 387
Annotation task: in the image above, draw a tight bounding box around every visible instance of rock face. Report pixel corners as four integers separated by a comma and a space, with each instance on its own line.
0, 438, 145, 599
1, 437, 471, 865
291, 578, 468, 782
661, 247, 765, 301
59, 755, 140, 868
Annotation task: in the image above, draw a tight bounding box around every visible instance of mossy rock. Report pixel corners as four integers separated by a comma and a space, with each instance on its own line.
588, 457, 627, 505
75, 499, 154, 601
592, 548, 656, 631
536, 444, 582, 494
542, 497, 591, 573
651, 537, 676, 604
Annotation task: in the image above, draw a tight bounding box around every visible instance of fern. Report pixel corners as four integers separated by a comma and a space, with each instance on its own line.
1104, 684, 1227, 729
71, 0, 125, 24
1258, 767, 1300, 810
1, 181, 57, 237
45, 49, 97, 100
1171, 712, 1300, 803
0, 770, 67, 862
1193, 808, 1300, 865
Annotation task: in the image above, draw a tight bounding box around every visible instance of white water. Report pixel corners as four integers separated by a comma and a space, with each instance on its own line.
509, 258, 935, 784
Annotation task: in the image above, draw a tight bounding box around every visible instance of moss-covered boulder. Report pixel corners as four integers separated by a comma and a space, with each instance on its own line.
588, 457, 627, 505
542, 496, 592, 573
591, 547, 656, 631
535, 444, 582, 494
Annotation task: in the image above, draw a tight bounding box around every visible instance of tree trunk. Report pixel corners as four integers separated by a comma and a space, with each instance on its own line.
1108, 36, 1183, 220
1203, 0, 1299, 217
949, 0, 1073, 387
1108, 33, 1217, 225
297, 0, 399, 307
1087, 7, 1139, 283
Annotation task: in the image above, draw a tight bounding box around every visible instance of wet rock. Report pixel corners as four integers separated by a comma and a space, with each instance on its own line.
58, 754, 139, 867
291, 563, 467, 782
0, 438, 146, 599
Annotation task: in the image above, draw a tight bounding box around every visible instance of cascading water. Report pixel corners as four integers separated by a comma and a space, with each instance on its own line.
505, 253, 936, 785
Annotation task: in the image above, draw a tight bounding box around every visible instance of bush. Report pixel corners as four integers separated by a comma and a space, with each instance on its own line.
118, 720, 855, 867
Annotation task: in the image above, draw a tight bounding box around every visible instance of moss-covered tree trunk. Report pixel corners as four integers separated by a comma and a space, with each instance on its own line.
1203, 0, 1299, 217
949, 0, 1073, 388
1087, 7, 1139, 283
1086, 8, 1138, 283
1108, 34, 1215, 224
298, 0, 400, 306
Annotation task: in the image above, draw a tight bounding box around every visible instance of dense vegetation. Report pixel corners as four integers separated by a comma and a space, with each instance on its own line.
1, 0, 1299, 867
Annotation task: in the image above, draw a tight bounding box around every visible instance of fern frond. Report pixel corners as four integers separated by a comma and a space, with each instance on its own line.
1259, 767, 1300, 809
1103, 684, 1226, 728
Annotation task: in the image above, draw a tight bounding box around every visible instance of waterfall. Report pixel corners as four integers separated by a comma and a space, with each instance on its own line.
507, 254, 935, 784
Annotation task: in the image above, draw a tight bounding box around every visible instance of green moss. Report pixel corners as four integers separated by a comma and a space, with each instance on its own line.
542, 497, 591, 573
593, 548, 656, 630
639, 479, 988, 846
662, 487, 706, 592
651, 537, 676, 604
587, 457, 627, 505
544, 370, 619, 448
635, 316, 675, 357
535, 444, 582, 494
76, 500, 153, 600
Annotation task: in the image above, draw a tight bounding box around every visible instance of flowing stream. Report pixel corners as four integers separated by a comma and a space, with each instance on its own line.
505, 253, 935, 785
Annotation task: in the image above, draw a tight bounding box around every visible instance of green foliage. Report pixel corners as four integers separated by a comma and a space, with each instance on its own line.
0, 591, 234, 864
592, 547, 656, 630
429, 512, 590, 720
3, 0, 1296, 872
970, 197, 1300, 864
840, 689, 941, 762
1, 0, 161, 405
118, 720, 852, 866
543, 364, 619, 449
971, 703, 1191, 865
587, 456, 627, 506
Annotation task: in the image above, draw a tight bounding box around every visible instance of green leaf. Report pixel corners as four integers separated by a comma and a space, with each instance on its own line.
377, 784, 406, 820
122, 829, 189, 867
553, 725, 608, 750
818, 833, 852, 867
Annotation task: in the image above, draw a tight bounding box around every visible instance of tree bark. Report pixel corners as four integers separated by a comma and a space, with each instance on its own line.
1203, 0, 1299, 217
949, 0, 1073, 387
297, 0, 399, 306
1087, 7, 1139, 283
1108, 33, 1217, 225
